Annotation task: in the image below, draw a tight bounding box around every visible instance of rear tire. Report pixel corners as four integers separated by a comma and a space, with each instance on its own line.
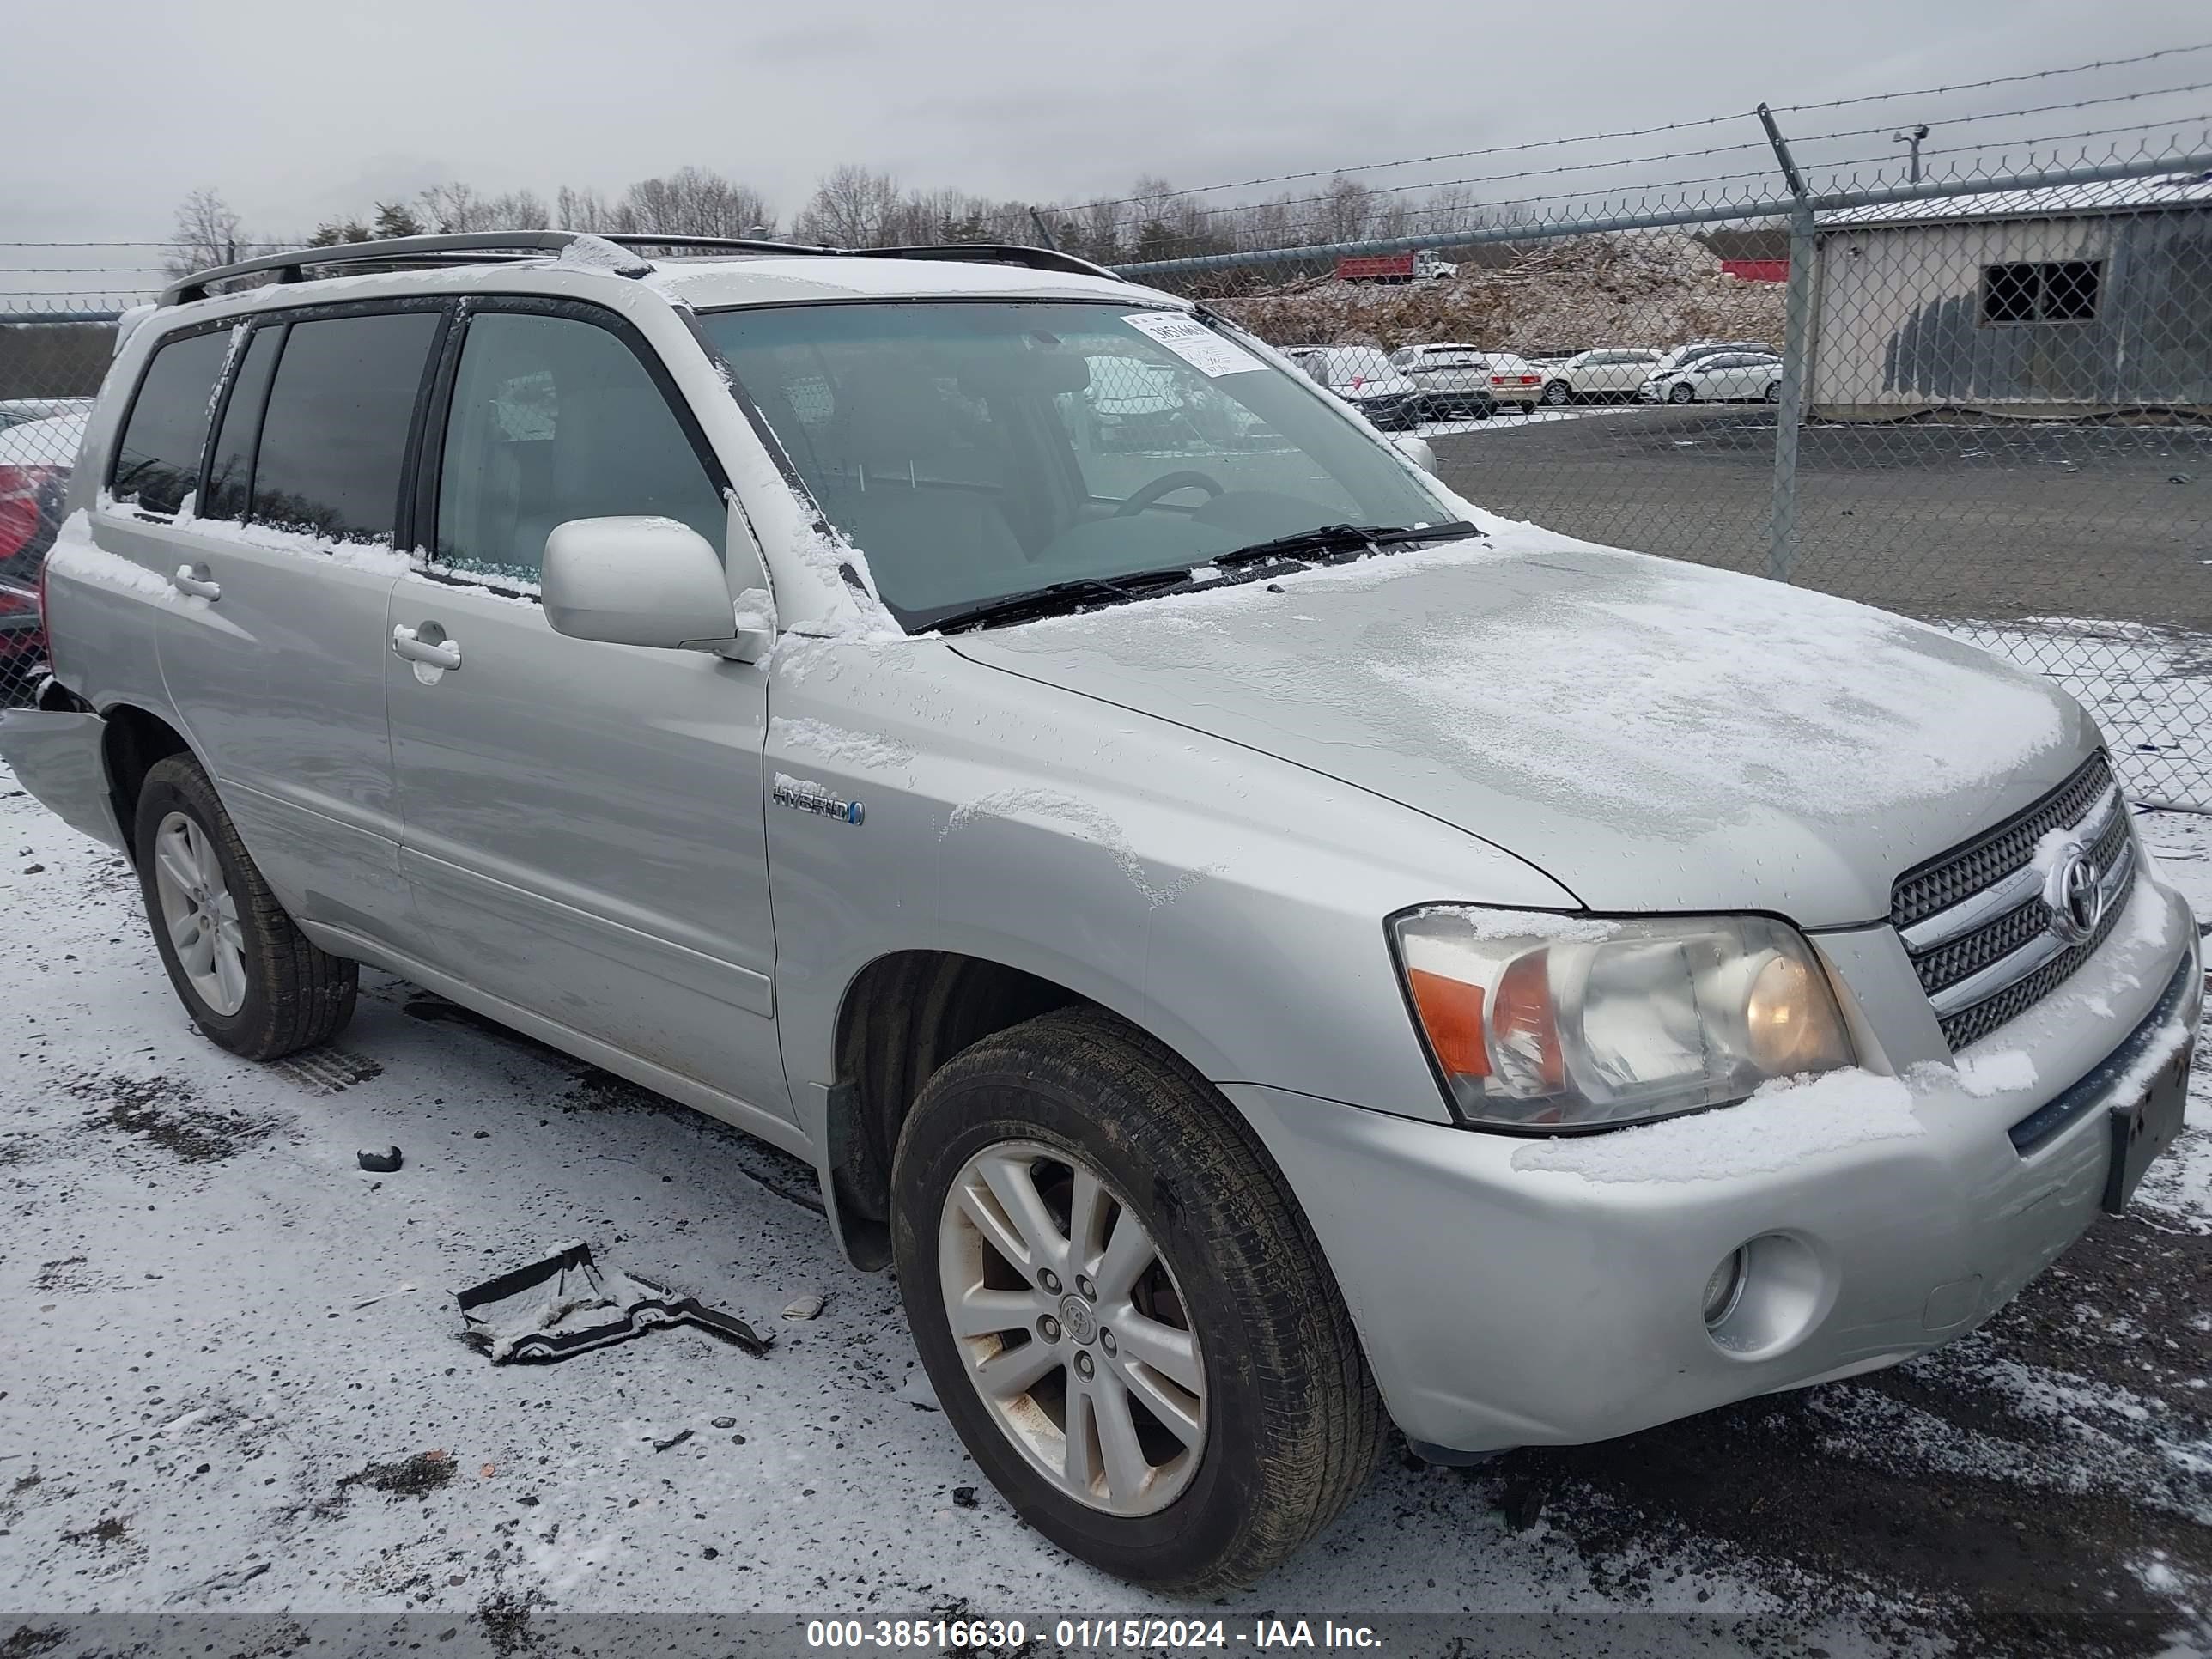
134, 753, 357, 1059
891, 1006, 1386, 1588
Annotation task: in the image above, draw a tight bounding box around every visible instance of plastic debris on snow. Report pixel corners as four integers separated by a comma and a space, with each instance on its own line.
455, 1241, 769, 1363
1512, 1066, 1926, 1184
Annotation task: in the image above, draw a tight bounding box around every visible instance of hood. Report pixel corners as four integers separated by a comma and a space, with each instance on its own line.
947, 533, 2096, 927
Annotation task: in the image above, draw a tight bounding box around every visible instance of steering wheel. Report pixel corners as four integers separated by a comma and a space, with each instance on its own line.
1112, 471, 1227, 518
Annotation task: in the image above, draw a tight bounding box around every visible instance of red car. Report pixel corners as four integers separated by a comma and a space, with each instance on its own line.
0, 410, 86, 702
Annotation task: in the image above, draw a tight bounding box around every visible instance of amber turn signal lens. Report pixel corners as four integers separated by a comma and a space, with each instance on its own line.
1406, 968, 1489, 1077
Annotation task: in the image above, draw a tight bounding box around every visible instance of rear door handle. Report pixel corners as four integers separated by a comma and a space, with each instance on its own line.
171, 564, 220, 600
392, 623, 462, 671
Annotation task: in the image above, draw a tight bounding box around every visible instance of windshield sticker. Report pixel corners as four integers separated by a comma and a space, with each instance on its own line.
1121, 311, 1264, 377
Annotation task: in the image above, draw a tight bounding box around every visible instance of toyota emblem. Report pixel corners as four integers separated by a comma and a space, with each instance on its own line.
2043, 842, 2105, 945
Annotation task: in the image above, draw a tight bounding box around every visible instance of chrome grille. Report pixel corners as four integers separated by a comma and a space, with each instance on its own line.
1890, 752, 2113, 933
1890, 752, 2137, 1052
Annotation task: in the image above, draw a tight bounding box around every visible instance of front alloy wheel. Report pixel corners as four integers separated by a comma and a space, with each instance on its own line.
939, 1139, 1205, 1516
891, 1006, 1386, 1586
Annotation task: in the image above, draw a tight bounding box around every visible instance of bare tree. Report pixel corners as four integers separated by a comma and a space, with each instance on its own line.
164, 188, 246, 278
793, 165, 902, 247
417, 182, 551, 234
1317, 176, 1375, 245
613, 167, 775, 239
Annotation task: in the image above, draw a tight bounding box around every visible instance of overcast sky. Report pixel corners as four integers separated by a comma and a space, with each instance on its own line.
3, 0, 2209, 295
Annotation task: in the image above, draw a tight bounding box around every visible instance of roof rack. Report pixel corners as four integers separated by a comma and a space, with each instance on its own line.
161, 230, 1121, 306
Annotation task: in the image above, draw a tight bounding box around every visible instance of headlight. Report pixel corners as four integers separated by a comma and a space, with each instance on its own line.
1389, 908, 1854, 1131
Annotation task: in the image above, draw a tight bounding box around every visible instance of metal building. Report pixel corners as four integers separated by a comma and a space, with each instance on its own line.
1808, 170, 2212, 420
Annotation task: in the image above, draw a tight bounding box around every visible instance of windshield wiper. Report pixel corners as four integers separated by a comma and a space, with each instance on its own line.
927, 568, 1197, 635
925, 522, 1482, 635
1212, 520, 1482, 570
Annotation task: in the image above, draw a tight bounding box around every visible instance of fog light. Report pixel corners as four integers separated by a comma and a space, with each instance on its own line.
1702, 1247, 1749, 1328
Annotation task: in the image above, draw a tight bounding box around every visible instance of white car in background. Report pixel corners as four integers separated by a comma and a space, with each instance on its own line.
1536, 349, 1664, 406
1638, 350, 1784, 404
1384, 344, 1496, 419
1282, 345, 1425, 430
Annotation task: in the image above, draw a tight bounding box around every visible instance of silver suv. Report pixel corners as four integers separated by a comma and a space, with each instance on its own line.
2, 231, 2198, 1589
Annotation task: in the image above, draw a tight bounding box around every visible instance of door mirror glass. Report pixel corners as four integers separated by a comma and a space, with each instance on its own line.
541, 516, 771, 660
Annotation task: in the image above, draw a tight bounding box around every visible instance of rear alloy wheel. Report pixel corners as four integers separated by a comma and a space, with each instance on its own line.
134, 753, 357, 1058
1668, 381, 1696, 404
1765, 380, 1783, 403
1541, 380, 1572, 406
892, 1007, 1386, 1587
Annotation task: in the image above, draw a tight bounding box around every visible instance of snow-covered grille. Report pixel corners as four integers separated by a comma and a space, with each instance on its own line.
1890, 752, 2113, 933
1890, 751, 2136, 1052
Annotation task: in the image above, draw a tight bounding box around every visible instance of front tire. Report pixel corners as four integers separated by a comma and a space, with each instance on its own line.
1541, 380, 1572, 406
1668, 381, 1696, 404
891, 1007, 1385, 1588
134, 753, 357, 1059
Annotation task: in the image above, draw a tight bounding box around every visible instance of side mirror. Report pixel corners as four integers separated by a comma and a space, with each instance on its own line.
1393, 434, 1440, 476
541, 516, 774, 662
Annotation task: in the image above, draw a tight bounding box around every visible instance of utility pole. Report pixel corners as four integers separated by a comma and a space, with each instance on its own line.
1893, 123, 1929, 184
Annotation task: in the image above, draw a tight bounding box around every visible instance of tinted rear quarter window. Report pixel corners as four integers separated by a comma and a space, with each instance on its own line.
110, 328, 232, 516
202, 325, 283, 523
252, 311, 441, 544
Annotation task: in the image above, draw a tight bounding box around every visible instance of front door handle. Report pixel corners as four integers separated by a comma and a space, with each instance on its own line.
392, 623, 462, 671
171, 564, 220, 600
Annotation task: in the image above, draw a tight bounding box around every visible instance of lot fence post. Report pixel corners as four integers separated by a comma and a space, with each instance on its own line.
1758, 103, 1815, 585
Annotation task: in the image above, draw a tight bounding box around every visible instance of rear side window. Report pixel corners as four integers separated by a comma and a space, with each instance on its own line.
251, 312, 441, 544
202, 325, 283, 523
110, 328, 231, 516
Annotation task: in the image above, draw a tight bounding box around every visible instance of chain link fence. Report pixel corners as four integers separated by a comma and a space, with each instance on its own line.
3, 104, 2209, 805
0, 306, 109, 706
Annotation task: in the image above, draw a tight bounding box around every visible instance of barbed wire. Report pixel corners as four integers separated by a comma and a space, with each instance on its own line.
1058, 41, 2212, 213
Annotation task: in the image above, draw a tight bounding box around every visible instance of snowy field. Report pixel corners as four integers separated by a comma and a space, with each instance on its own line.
5, 769, 2212, 1656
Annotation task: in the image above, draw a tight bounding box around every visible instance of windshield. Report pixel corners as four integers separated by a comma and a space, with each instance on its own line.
697, 301, 1449, 631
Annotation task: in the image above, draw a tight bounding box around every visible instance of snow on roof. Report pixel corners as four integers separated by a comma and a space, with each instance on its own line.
641, 254, 1174, 309
157, 251, 1178, 326
1820, 170, 2212, 231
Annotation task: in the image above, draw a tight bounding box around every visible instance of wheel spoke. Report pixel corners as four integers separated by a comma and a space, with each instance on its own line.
1091, 1371, 1152, 1503
1093, 1207, 1153, 1302
1063, 1381, 1100, 1493
949, 1285, 1042, 1340
212, 941, 246, 1012
1066, 1165, 1109, 1263
975, 1335, 1061, 1401
979, 1156, 1067, 1269
184, 821, 215, 886
1111, 1310, 1202, 1395
956, 1182, 1036, 1275
155, 840, 197, 897
1112, 1350, 1204, 1448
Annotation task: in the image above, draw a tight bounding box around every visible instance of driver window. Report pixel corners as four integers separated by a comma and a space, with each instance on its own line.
435, 311, 725, 586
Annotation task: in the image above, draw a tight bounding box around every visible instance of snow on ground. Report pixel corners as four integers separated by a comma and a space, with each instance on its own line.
0, 769, 1778, 1632
5, 770, 2212, 1656
1947, 621, 2212, 809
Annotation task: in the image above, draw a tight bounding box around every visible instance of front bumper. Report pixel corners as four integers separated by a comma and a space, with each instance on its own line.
1230, 873, 2200, 1454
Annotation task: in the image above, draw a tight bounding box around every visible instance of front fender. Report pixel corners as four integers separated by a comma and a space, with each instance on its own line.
765, 637, 1577, 1125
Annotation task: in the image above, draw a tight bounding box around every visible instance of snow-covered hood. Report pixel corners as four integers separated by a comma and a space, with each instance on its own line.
948, 534, 2098, 927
